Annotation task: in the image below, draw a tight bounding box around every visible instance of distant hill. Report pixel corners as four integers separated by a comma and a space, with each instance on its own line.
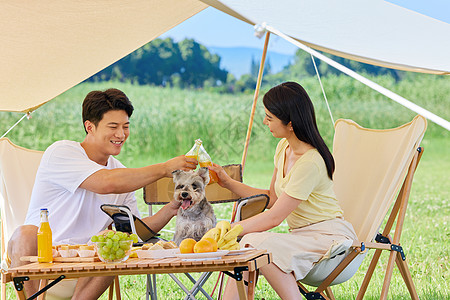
209, 46, 294, 78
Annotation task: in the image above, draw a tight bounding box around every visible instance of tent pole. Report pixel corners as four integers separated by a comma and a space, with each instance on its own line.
240, 31, 270, 171
230, 32, 270, 225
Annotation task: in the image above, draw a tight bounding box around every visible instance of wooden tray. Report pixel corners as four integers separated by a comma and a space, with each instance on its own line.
20, 256, 100, 263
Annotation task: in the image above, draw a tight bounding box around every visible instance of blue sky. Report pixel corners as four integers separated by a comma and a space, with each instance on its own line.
161, 1, 450, 55
160, 7, 298, 55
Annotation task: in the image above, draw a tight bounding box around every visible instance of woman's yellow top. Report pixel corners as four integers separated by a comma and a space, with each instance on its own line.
274, 139, 343, 229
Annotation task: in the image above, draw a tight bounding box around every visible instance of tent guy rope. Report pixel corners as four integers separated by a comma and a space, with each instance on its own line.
311, 54, 335, 126
262, 24, 450, 131
0, 112, 32, 139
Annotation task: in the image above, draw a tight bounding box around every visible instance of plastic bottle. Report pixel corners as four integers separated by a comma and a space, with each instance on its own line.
198, 144, 219, 184
185, 139, 202, 161
37, 208, 53, 263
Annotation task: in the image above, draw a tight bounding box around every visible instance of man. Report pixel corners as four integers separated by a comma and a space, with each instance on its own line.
8, 88, 197, 299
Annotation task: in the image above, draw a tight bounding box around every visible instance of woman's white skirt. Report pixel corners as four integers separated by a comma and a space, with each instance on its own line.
239, 218, 357, 281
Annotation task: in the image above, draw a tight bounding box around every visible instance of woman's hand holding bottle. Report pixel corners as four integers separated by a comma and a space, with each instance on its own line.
208, 163, 233, 188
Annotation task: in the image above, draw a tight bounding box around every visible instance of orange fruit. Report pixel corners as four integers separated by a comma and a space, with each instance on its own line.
179, 238, 197, 254
193, 239, 214, 253
202, 237, 218, 252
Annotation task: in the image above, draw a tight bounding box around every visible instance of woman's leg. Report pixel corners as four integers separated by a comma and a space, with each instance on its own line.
260, 263, 302, 299
222, 262, 302, 300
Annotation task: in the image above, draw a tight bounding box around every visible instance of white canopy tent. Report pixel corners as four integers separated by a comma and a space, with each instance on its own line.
204, 0, 450, 74
1, 0, 449, 125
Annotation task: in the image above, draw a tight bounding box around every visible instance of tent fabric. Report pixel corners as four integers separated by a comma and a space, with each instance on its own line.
332, 115, 426, 241
0, 0, 207, 113
0, 138, 43, 251
204, 0, 450, 75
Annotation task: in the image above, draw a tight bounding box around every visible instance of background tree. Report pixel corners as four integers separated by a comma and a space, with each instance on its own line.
87, 38, 227, 88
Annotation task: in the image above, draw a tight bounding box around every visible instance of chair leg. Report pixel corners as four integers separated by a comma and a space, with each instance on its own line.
184, 272, 213, 300
297, 282, 330, 300
114, 276, 121, 300
108, 280, 114, 300
380, 250, 397, 300
324, 287, 335, 300
356, 249, 382, 300
395, 253, 419, 300
297, 282, 310, 295
1, 273, 6, 300
146, 274, 158, 300
315, 247, 361, 294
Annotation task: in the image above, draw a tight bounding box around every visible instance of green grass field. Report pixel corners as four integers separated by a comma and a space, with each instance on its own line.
2, 75, 449, 299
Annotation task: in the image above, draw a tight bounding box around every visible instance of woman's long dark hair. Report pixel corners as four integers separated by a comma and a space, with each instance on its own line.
263, 82, 335, 179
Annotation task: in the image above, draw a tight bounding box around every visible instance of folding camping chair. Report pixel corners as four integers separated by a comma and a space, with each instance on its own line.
0, 137, 120, 300
296, 115, 426, 300
100, 204, 161, 244
142, 164, 269, 300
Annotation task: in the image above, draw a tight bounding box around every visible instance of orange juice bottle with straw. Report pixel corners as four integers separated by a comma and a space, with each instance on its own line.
198, 145, 218, 184
186, 139, 202, 162
37, 208, 53, 263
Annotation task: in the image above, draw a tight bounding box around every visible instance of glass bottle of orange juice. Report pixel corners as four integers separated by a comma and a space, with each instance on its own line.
198, 145, 219, 183
186, 139, 202, 161
37, 208, 53, 263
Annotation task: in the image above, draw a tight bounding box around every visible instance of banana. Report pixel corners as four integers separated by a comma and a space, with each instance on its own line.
216, 220, 231, 241
222, 242, 240, 251
202, 227, 220, 242
220, 224, 243, 243
218, 237, 237, 249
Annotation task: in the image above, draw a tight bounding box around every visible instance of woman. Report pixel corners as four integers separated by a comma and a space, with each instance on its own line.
210, 82, 357, 299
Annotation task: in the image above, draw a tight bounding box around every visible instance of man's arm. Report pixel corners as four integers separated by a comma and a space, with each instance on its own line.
80, 155, 197, 194
141, 200, 180, 233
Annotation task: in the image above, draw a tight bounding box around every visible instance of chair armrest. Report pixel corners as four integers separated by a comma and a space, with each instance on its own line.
235, 194, 269, 221
100, 204, 158, 243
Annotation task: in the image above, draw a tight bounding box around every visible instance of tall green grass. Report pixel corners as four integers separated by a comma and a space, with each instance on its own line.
1, 74, 448, 167
1, 74, 449, 299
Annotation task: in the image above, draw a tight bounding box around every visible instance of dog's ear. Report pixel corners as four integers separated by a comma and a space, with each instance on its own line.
197, 167, 210, 185
172, 170, 183, 181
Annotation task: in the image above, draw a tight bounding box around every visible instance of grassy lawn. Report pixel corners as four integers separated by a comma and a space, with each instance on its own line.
2, 78, 448, 299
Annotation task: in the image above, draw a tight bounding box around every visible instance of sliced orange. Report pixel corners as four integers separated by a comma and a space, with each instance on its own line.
193, 239, 214, 253
179, 238, 196, 254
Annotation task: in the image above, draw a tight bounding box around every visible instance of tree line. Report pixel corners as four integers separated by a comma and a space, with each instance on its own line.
87, 37, 406, 93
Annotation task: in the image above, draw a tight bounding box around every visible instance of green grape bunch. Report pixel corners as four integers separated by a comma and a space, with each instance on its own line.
90, 230, 139, 262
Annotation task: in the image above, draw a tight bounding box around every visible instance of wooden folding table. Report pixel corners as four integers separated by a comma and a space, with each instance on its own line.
4, 249, 271, 300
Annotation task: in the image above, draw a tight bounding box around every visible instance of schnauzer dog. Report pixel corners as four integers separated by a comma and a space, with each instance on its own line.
172, 167, 216, 246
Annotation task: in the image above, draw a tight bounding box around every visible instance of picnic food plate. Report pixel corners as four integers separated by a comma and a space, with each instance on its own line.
136, 248, 180, 259
175, 250, 229, 261
226, 247, 256, 256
